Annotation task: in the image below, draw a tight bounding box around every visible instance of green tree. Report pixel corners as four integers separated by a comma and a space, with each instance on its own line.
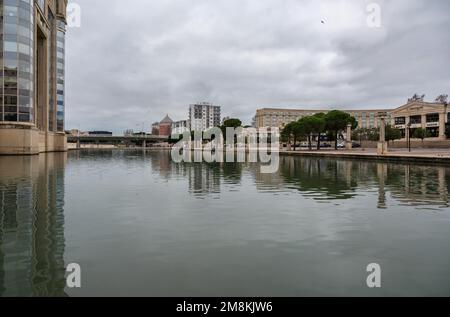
220, 118, 242, 143
412, 128, 428, 145
385, 125, 402, 144
308, 113, 326, 150
223, 118, 242, 128
297, 117, 314, 150
352, 129, 364, 144
281, 123, 293, 146
349, 116, 358, 130
291, 121, 305, 151
352, 128, 379, 144
367, 128, 380, 142
325, 110, 353, 150
282, 122, 303, 150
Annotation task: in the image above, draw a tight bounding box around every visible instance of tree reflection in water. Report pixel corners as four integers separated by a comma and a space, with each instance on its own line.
145, 150, 450, 209
274, 156, 450, 209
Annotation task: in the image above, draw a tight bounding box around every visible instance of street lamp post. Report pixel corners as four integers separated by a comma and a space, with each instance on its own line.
407, 122, 412, 152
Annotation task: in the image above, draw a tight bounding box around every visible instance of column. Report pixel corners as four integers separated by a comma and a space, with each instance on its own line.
439, 112, 446, 139
421, 114, 427, 130
346, 124, 352, 150
377, 163, 387, 209
377, 115, 387, 155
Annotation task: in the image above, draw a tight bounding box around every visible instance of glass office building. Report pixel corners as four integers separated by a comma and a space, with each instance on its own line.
0, 0, 68, 154
1, 0, 34, 123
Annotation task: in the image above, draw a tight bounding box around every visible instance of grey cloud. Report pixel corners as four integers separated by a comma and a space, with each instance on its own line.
65, 0, 450, 134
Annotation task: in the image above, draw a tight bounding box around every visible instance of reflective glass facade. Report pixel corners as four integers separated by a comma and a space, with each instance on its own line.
47, 7, 54, 130
56, 19, 64, 131
0, 0, 34, 123
1, 0, 66, 130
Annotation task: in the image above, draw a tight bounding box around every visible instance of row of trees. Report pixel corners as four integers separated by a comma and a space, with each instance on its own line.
281, 110, 357, 150
352, 126, 402, 144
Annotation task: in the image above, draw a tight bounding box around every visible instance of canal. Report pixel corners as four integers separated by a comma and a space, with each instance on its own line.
0, 150, 449, 296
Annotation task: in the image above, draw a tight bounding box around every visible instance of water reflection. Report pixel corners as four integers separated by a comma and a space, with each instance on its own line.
0, 154, 67, 297
1, 150, 449, 296
259, 156, 449, 210
144, 150, 450, 210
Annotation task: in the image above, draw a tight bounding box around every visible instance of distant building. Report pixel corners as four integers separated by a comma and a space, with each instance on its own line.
221, 116, 230, 125
88, 131, 113, 137
390, 100, 448, 140
69, 129, 89, 137
255, 108, 389, 130
172, 120, 190, 135
254, 97, 449, 141
159, 115, 173, 136
151, 122, 160, 135
123, 129, 134, 136
189, 102, 221, 131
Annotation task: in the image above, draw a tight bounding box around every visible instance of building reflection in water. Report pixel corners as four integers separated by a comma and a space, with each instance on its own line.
386, 164, 449, 209
149, 150, 246, 198
0, 154, 67, 297
251, 156, 450, 210
147, 150, 449, 208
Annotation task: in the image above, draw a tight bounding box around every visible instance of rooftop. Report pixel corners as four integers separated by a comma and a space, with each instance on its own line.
160, 115, 173, 124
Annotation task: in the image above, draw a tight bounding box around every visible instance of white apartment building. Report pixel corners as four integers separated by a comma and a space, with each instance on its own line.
172, 120, 191, 135
189, 103, 221, 131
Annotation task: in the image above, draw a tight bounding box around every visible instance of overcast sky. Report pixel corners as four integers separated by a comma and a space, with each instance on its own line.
65, 0, 450, 133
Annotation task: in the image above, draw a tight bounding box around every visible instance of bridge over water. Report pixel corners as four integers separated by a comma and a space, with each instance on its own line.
67, 135, 170, 148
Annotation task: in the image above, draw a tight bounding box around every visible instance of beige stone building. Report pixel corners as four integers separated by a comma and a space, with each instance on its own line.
255, 108, 391, 130
255, 99, 449, 141
390, 101, 448, 140
0, 0, 68, 155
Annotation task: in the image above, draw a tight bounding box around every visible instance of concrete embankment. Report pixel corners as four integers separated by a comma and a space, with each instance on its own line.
280, 150, 450, 165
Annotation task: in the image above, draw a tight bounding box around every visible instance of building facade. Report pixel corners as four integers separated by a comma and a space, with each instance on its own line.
0, 0, 67, 155
172, 119, 190, 135
391, 101, 448, 140
158, 115, 173, 136
255, 99, 449, 141
255, 108, 391, 130
151, 122, 159, 135
189, 102, 221, 131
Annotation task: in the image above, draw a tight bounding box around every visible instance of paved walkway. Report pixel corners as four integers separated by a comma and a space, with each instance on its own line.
281, 148, 450, 162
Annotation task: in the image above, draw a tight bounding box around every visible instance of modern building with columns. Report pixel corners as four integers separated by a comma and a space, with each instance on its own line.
391, 101, 448, 140
255, 98, 449, 141
0, 0, 68, 155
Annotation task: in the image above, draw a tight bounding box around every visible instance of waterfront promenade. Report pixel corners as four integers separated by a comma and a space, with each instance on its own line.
281, 148, 450, 164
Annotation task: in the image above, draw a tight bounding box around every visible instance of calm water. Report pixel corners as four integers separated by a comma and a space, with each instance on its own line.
1, 150, 450, 297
